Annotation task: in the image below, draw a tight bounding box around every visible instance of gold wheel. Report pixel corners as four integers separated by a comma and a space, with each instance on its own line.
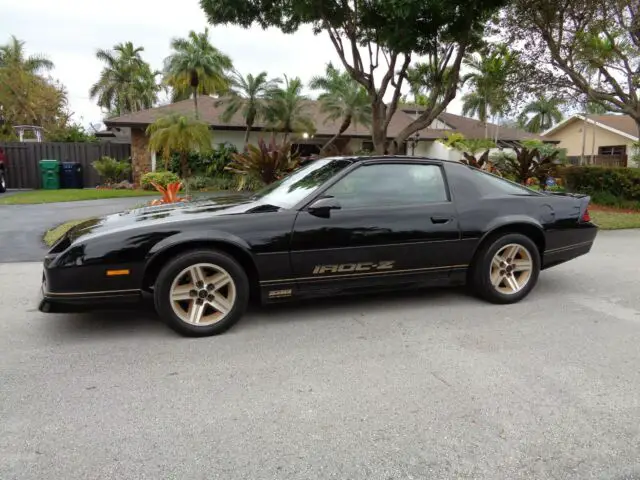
489, 243, 533, 295
169, 263, 236, 326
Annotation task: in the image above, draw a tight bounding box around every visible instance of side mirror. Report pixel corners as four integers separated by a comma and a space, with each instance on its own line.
307, 196, 341, 218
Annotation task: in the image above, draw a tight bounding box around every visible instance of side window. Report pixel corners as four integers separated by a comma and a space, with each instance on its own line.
324, 163, 449, 209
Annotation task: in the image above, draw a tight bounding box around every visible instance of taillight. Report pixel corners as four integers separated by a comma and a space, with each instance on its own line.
581, 208, 591, 222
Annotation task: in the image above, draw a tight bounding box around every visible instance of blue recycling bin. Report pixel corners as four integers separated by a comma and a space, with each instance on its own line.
60, 162, 83, 189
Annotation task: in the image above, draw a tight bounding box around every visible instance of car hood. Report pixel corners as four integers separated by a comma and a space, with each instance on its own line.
64, 193, 279, 243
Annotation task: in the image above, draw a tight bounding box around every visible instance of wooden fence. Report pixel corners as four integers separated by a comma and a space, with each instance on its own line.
0, 142, 131, 189
567, 154, 628, 168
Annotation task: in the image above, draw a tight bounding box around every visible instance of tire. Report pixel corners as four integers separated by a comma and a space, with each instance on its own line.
154, 249, 250, 337
470, 233, 541, 304
0, 171, 6, 193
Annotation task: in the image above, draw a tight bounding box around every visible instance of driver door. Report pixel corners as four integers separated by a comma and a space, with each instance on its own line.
289, 161, 461, 294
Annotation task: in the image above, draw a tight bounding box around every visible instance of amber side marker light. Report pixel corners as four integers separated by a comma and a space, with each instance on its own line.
106, 269, 130, 276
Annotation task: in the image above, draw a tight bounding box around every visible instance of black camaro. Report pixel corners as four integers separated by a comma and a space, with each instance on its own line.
38, 156, 598, 336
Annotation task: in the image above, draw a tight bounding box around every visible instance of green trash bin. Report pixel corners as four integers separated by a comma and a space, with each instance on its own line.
39, 159, 60, 190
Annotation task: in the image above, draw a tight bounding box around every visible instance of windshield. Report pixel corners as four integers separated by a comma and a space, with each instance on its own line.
252, 158, 354, 208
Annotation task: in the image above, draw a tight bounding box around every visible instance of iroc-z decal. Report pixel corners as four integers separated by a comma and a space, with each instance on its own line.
312, 261, 395, 275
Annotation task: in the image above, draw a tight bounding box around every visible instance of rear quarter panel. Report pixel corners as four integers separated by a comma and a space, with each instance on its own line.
443, 163, 596, 264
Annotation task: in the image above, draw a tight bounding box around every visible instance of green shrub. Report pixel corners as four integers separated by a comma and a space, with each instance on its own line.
91, 156, 131, 185
561, 166, 640, 201
168, 142, 238, 177
140, 171, 181, 190
590, 191, 640, 210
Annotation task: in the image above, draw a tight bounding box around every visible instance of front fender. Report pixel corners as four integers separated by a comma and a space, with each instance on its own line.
147, 230, 253, 261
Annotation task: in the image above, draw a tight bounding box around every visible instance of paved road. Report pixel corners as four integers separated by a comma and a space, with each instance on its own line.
2, 230, 640, 479
0, 197, 150, 263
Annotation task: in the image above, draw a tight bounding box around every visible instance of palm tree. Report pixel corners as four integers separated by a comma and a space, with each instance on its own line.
219, 70, 281, 146
461, 45, 516, 138
146, 113, 212, 178
406, 62, 452, 107
164, 28, 233, 118
89, 42, 160, 117
309, 63, 371, 153
265, 75, 315, 142
518, 96, 564, 133
0, 35, 53, 74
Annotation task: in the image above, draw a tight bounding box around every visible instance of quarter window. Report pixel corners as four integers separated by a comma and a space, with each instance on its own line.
324, 163, 449, 209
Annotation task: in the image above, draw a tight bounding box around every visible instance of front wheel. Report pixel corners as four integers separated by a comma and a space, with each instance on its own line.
154, 249, 250, 337
470, 233, 541, 304
0, 171, 6, 193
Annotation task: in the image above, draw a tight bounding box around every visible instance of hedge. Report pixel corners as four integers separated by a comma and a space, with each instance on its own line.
561, 166, 640, 201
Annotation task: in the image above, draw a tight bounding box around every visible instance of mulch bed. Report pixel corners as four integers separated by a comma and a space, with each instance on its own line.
590, 204, 640, 214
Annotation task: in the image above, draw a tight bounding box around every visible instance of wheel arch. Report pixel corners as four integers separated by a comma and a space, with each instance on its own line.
469, 220, 546, 273
142, 237, 260, 302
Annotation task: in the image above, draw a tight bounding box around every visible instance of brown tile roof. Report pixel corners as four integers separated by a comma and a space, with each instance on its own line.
104, 96, 537, 141
437, 112, 544, 141
586, 114, 639, 138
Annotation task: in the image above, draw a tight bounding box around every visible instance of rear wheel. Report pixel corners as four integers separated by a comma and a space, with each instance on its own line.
154, 249, 249, 336
0, 170, 6, 193
470, 233, 540, 304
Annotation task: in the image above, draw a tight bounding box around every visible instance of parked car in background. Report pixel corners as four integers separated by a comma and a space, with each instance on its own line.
0, 147, 7, 193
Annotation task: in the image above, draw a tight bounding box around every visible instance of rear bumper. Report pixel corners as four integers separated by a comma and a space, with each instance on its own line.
542, 235, 597, 270
38, 284, 142, 313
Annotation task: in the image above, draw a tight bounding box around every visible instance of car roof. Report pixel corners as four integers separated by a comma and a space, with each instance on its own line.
330, 155, 460, 165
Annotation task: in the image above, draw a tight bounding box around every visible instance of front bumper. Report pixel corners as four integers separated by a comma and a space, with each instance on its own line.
38, 282, 143, 313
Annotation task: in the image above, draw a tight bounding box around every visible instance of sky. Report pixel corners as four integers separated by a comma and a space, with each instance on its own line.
1, 0, 464, 130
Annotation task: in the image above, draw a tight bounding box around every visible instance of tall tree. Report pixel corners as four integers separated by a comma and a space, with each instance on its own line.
163, 28, 233, 118
0, 35, 53, 74
518, 96, 564, 133
146, 113, 212, 178
264, 75, 315, 141
200, 0, 508, 154
0, 36, 66, 133
0, 68, 68, 132
503, 0, 640, 134
309, 63, 371, 153
219, 70, 281, 146
89, 42, 160, 117
461, 44, 519, 138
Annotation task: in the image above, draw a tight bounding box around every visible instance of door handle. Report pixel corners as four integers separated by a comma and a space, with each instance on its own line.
431, 216, 452, 224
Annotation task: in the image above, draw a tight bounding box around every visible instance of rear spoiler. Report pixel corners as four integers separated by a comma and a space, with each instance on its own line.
547, 191, 592, 222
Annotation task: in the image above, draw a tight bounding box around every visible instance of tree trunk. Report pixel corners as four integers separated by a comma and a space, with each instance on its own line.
371, 99, 387, 154
193, 86, 199, 120
321, 115, 352, 155
244, 125, 251, 148
180, 151, 189, 179
580, 115, 588, 165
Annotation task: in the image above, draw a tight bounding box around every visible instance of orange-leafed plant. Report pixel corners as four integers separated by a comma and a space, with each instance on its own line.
149, 181, 186, 205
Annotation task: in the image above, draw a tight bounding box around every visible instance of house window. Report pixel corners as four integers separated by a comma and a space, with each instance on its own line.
598, 145, 626, 156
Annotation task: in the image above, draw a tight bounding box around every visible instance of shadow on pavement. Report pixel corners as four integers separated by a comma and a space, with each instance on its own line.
40, 287, 474, 340
41, 303, 172, 340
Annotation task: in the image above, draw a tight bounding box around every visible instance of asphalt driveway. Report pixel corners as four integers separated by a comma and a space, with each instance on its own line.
2, 230, 640, 479
0, 197, 149, 262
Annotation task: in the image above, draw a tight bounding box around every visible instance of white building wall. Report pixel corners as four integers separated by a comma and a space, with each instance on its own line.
211, 130, 289, 150
415, 141, 463, 161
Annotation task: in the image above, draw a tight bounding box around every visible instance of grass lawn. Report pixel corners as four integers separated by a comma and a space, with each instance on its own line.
0, 189, 157, 205
591, 210, 640, 230
43, 219, 88, 246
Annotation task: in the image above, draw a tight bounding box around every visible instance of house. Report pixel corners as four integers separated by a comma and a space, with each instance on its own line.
542, 114, 640, 167
103, 96, 543, 182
